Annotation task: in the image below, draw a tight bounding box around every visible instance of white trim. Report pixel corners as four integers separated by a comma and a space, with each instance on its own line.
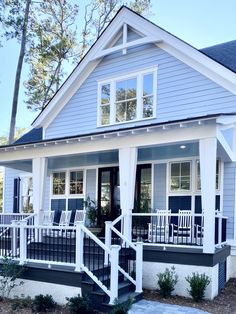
32, 7, 236, 129
0, 125, 217, 163
97, 67, 158, 127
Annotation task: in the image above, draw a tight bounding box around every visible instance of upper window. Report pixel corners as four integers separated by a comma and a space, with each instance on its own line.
170, 162, 191, 192
98, 68, 157, 126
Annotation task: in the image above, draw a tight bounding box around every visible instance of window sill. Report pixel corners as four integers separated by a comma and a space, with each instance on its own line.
97, 116, 157, 128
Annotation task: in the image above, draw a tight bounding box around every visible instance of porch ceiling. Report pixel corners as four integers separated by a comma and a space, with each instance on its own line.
48, 150, 118, 170
0, 160, 32, 172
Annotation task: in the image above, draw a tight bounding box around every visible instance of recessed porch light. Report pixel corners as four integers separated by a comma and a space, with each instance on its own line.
180, 145, 186, 149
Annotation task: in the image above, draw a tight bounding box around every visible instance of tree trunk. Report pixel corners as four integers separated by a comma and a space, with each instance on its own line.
8, 0, 31, 144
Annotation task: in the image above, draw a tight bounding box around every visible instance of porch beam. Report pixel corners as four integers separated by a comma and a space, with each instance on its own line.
32, 157, 47, 224
199, 138, 217, 254
0, 125, 216, 163
119, 147, 137, 241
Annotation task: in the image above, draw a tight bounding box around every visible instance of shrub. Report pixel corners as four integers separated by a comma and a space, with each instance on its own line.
157, 266, 178, 297
66, 294, 94, 314
31, 294, 56, 312
111, 297, 133, 314
11, 295, 32, 310
186, 272, 210, 302
0, 256, 24, 299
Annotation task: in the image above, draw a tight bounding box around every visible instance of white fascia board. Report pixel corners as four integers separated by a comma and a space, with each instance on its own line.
0, 125, 216, 163
32, 7, 236, 129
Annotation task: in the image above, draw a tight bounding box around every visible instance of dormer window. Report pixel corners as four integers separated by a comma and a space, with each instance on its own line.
98, 67, 157, 126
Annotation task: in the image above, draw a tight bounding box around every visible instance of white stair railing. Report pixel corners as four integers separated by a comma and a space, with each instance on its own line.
75, 221, 121, 305
105, 214, 143, 293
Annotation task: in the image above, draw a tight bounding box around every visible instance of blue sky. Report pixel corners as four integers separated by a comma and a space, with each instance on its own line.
0, 0, 236, 136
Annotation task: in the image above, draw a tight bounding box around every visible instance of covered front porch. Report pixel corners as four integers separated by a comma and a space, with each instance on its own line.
0, 115, 234, 303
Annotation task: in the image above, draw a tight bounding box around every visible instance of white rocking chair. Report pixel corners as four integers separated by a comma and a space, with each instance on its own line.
171, 210, 193, 244
148, 209, 171, 243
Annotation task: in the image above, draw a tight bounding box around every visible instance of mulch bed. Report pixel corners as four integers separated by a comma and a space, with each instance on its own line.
143, 278, 236, 314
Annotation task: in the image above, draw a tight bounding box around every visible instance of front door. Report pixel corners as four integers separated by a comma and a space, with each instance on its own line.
98, 167, 120, 227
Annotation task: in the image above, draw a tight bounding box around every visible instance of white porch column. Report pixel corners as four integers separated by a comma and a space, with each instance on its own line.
199, 138, 217, 254
32, 157, 47, 224
119, 147, 137, 241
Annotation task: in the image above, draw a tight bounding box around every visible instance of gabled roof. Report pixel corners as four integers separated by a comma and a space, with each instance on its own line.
31, 6, 236, 130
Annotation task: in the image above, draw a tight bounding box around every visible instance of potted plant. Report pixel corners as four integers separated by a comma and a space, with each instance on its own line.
84, 196, 102, 236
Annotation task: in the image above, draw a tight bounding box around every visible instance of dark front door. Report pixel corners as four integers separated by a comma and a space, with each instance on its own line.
98, 167, 120, 227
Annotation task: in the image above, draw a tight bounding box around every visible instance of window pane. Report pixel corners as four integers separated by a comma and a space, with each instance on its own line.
53, 172, 65, 195
143, 73, 153, 96
101, 105, 110, 125
126, 78, 136, 99
116, 78, 137, 101
181, 162, 190, 176
70, 171, 83, 194
181, 178, 190, 190
116, 80, 126, 101
171, 177, 180, 190
116, 102, 126, 122
126, 100, 136, 121
171, 163, 180, 177
101, 84, 110, 104
143, 96, 153, 118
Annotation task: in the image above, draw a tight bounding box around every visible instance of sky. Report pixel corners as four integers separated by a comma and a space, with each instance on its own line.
0, 0, 236, 137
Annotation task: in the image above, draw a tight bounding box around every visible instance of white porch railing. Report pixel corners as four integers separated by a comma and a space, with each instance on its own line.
131, 211, 227, 249
0, 217, 124, 305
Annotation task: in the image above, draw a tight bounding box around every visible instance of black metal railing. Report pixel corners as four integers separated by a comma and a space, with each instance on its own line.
26, 226, 76, 264
84, 234, 108, 286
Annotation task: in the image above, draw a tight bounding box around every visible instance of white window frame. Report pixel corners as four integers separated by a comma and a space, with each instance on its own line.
169, 161, 192, 193
51, 169, 85, 199
97, 67, 158, 127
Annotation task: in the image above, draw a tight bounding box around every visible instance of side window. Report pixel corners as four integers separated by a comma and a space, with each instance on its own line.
196, 159, 220, 191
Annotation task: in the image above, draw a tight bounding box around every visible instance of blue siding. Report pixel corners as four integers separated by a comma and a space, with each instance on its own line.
153, 163, 166, 210
45, 43, 236, 139
223, 162, 235, 240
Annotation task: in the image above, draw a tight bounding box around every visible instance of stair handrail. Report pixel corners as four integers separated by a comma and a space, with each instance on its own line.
76, 222, 120, 304
105, 214, 143, 294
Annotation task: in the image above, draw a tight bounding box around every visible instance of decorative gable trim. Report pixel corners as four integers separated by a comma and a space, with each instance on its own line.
33, 6, 236, 131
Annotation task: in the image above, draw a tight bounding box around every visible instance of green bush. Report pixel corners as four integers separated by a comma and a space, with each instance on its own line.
111, 297, 133, 314
31, 294, 56, 312
66, 294, 94, 314
11, 295, 32, 310
186, 272, 210, 302
157, 266, 178, 297
0, 256, 24, 299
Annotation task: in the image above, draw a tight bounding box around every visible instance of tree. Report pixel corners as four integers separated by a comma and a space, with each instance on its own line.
25, 0, 79, 111
80, 0, 151, 58
1, 0, 151, 138
1, 0, 32, 144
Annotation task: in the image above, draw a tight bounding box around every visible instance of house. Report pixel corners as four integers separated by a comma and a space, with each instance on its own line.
0, 6, 236, 309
